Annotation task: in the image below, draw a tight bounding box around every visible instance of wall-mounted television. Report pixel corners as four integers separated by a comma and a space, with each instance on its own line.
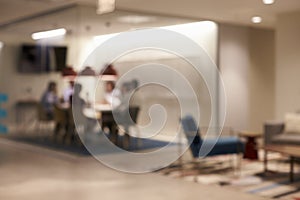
18, 44, 68, 73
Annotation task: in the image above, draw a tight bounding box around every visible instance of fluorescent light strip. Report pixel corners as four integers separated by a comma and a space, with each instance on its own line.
31, 28, 66, 40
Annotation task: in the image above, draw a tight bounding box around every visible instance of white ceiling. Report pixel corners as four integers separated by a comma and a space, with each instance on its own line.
0, 0, 75, 26
1, 0, 300, 29
0, 6, 192, 38
114, 0, 300, 28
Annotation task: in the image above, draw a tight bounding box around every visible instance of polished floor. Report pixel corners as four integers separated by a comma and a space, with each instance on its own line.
0, 138, 268, 200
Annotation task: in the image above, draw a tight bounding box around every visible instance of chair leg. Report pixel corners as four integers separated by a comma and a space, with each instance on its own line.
36, 122, 41, 136
231, 154, 237, 176
109, 125, 119, 145
193, 158, 201, 182
40, 123, 45, 138
135, 126, 142, 148
48, 122, 54, 138
39, 123, 46, 141
62, 124, 70, 144
30, 119, 39, 135
234, 153, 243, 177
123, 133, 130, 150
54, 123, 61, 142
69, 125, 76, 144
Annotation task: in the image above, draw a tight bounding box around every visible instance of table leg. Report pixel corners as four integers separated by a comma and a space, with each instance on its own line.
290, 156, 294, 183
264, 149, 268, 173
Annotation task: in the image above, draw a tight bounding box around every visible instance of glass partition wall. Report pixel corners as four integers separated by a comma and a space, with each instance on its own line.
0, 5, 221, 144
0, 5, 80, 135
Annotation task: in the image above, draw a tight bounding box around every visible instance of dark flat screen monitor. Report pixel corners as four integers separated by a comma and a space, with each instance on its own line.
19, 44, 68, 73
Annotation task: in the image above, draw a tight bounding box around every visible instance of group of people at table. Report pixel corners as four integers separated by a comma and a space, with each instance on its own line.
40, 79, 138, 148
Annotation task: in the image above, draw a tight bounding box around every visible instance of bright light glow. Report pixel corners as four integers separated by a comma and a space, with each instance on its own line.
31, 28, 66, 40
97, 0, 115, 14
262, 0, 275, 5
251, 16, 262, 24
101, 75, 118, 81
163, 21, 217, 33
92, 20, 218, 62
0, 41, 3, 49
117, 15, 156, 24
93, 33, 119, 44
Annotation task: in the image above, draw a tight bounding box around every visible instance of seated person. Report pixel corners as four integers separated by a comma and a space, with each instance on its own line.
114, 79, 139, 114
63, 80, 75, 103
113, 80, 139, 149
72, 84, 86, 118
64, 84, 86, 143
104, 81, 121, 108
102, 81, 121, 144
40, 81, 59, 120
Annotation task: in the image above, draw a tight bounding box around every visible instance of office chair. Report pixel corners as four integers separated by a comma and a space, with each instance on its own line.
36, 103, 54, 137
118, 106, 140, 150
180, 115, 244, 179
53, 105, 68, 142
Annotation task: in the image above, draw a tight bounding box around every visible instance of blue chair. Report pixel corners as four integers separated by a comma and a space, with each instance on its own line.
0, 93, 8, 134
181, 115, 244, 158
0, 109, 7, 118
0, 94, 8, 102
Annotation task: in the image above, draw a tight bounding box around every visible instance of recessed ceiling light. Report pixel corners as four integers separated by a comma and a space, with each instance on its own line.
251, 16, 262, 24
262, 0, 275, 5
31, 28, 66, 40
117, 15, 156, 24
97, 0, 115, 14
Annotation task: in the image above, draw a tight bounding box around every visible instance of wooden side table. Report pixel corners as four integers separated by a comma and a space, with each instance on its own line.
239, 131, 262, 160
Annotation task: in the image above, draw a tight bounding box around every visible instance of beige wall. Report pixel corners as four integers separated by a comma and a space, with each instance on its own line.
219, 24, 275, 132
275, 11, 300, 119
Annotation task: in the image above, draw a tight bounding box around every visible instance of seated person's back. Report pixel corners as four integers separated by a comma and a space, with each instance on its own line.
40, 81, 58, 119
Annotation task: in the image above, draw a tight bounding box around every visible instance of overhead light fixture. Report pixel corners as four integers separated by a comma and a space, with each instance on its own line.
97, 0, 115, 15
251, 16, 262, 24
31, 28, 66, 40
80, 66, 96, 76
100, 64, 118, 81
100, 65, 118, 81
62, 66, 77, 79
262, 0, 275, 5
